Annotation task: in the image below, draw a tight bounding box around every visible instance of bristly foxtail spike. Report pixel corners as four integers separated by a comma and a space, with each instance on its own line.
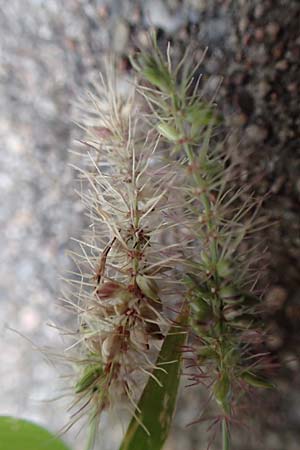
58, 59, 188, 447
135, 38, 274, 449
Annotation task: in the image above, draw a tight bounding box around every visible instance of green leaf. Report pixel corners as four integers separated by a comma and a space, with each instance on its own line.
157, 123, 181, 142
240, 371, 275, 389
213, 374, 231, 413
119, 308, 188, 450
75, 364, 103, 393
186, 103, 214, 127
140, 55, 173, 93
0, 417, 71, 450
136, 274, 160, 301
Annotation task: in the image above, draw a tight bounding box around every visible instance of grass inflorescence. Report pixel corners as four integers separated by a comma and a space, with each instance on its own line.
61, 38, 274, 450
61, 64, 187, 442
132, 36, 274, 448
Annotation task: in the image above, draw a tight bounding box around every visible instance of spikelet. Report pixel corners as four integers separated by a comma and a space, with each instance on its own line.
62, 64, 186, 434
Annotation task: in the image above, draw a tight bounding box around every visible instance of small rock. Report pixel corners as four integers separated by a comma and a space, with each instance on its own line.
258, 80, 271, 98
255, 45, 268, 64
281, 352, 299, 371
255, 28, 265, 42
178, 26, 189, 41
265, 286, 288, 313
254, 4, 265, 18
166, 0, 182, 12
130, 6, 141, 25
242, 32, 251, 46
113, 19, 129, 54
236, 89, 255, 116
286, 305, 300, 323
189, 0, 206, 12
143, 0, 184, 33
231, 71, 246, 86
275, 59, 289, 71
266, 22, 280, 41
239, 17, 249, 34
245, 124, 269, 142
270, 91, 278, 102
287, 82, 298, 93
272, 44, 284, 59
232, 113, 248, 126
199, 17, 232, 44
266, 328, 284, 350
290, 45, 300, 62
97, 5, 109, 19
265, 432, 282, 448
136, 30, 149, 47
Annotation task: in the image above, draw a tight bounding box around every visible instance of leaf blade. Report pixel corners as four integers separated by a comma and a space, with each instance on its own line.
119, 309, 188, 450
0, 416, 71, 450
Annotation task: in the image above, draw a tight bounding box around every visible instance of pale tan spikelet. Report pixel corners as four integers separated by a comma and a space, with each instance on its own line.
62, 63, 187, 431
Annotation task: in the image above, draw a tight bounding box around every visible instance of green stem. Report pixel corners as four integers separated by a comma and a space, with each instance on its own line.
170, 87, 232, 432
170, 91, 218, 266
222, 418, 230, 450
84, 413, 98, 450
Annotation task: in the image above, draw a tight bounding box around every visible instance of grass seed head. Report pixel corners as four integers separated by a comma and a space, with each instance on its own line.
61, 62, 187, 432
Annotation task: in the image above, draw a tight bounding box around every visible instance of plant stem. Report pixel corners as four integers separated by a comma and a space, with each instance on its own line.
85, 413, 98, 450
170, 91, 218, 267
182, 139, 218, 266
222, 418, 230, 450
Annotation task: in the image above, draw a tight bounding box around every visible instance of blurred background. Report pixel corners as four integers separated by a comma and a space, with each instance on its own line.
0, 1, 299, 449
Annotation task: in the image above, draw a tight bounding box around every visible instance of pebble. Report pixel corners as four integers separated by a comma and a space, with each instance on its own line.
286, 305, 300, 323
232, 113, 248, 126
266, 324, 284, 350
130, 6, 141, 25
272, 44, 284, 59
239, 17, 249, 34
97, 5, 109, 19
258, 80, 271, 98
265, 432, 282, 449
242, 32, 251, 46
113, 18, 130, 54
143, 0, 185, 33
287, 81, 298, 93
254, 44, 268, 65
254, 4, 265, 19
188, 0, 207, 12
255, 28, 265, 42
245, 124, 269, 142
265, 286, 288, 313
266, 22, 280, 41
275, 59, 289, 71
281, 352, 299, 371
136, 29, 149, 47
236, 89, 255, 116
